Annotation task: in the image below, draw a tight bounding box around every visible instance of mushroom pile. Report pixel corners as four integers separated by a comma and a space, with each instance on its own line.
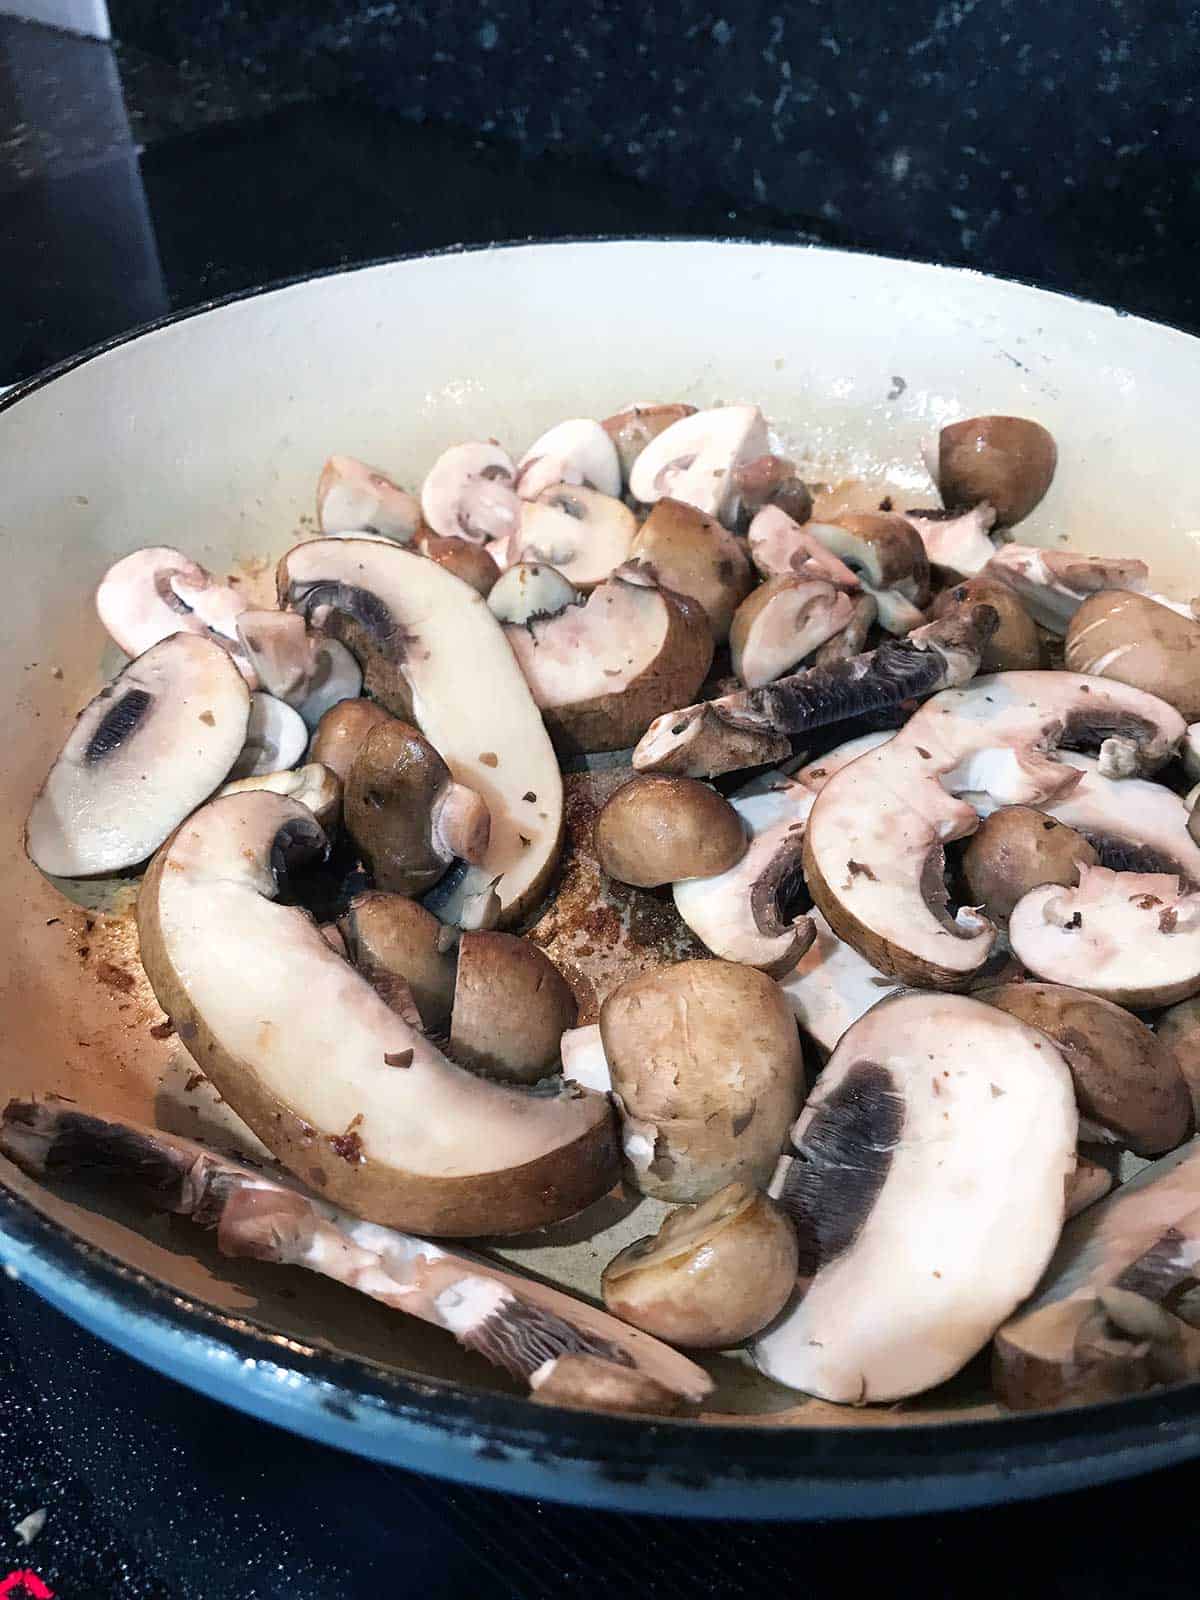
15, 402, 1200, 1420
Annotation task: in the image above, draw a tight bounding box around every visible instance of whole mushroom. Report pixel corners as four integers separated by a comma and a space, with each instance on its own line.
594, 774, 747, 888
930, 577, 1042, 673
449, 931, 577, 1084
962, 805, 1099, 924
338, 891, 458, 1031
936, 415, 1057, 528
1065, 590, 1200, 722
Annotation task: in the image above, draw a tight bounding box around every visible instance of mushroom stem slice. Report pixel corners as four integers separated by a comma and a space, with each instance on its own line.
219, 762, 342, 831
228, 693, 309, 779
432, 783, 492, 866
902, 503, 998, 578
317, 456, 422, 542
0, 1102, 708, 1406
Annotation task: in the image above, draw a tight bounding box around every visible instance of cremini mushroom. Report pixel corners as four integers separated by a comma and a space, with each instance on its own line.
600, 401, 696, 486
985, 544, 1150, 633
227, 692, 309, 778
219, 761, 341, 831
812, 591, 878, 666
747, 506, 862, 590
1025, 752, 1200, 884
234, 610, 363, 730
628, 404, 769, 525
962, 806, 1099, 924
506, 485, 637, 590
803, 514, 930, 635
449, 931, 577, 1084
26, 633, 250, 878
731, 454, 814, 530
528, 1355, 688, 1416
309, 697, 393, 784
316, 455, 421, 541
601, 1182, 799, 1348
752, 992, 1077, 1402
1158, 996, 1200, 1124
627, 498, 754, 642
514, 418, 621, 500
593, 774, 747, 887
420, 441, 521, 544
486, 562, 578, 625
416, 532, 501, 597
930, 576, 1041, 672
1065, 590, 1200, 721
1067, 1154, 1115, 1218
96, 546, 253, 676
936, 415, 1057, 528
338, 891, 458, 1031
599, 959, 805, 1203
729, 576, 856, 687
902, 502, 998, 578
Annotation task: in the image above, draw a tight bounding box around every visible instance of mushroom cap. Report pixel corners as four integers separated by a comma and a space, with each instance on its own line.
219, 761, 342, 831
339, 890, 457, 1031
599, 959, 806, 1202
234, 610, 363, 731
731, 454, 813, 529
752, 991, 1077, 1402
416, 533, 501, 597
985, 544, 1150, 634
136, 790, 617, 1234
1028, 751, 1200, 885
449, 931, 577, 1084
937, 415, 1057, 528
1065, 590, 1200, 722
930, 576, 1041, 672
601, 402, 697, 486
514, 418, 621, 501
805, 514, 930, 635
601, 1183, 799, 1349
509, 485, 637, 591
628, 497, 754, 642
227, 692, 309, 778
420, 441, 520, 544
594, 774, 747, 888
26, 632, 251, 878
486, 562, 579, 625
316, 455, 421, 542
1157, 996, 1200, 1125
628, 404, 769, 524
309, 697, 394, 784
980, 981, 1191, 1156
962, 805, 1099, 923
96, 546, 253, 673
729, 576, 856, 687
1009, 865, 1200, 1008
747, 506, 862, 588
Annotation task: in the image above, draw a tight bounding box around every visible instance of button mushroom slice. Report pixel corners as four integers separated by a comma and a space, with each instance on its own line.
792, 730, 895, 793
278, 538, 563, 928
96, 546, 255, 677
309, 697, 393, 785
633, 604, 997, 781
811, 591, 878, 667
136, 792, 618, 1233
929, 575, 1041, 672
803, 671, 1186, 987
345, 719, 491, 897
1158, 996, 1200, 1125
985, 544, 1151, 634
962, 806, 1098, 925
729, 577, 857, 688
415, 531, 501, 597
234, 610, 363, 731
601, 401, 697, 487
227, 692, 309, 779
420, 441, 521, 545
902, 502, 998, 579
26, 633, 251, 879
503, 570, 713, 757
979, 981, 1191, 1157
803, 514, 931, 636
628, 498, 754, 643
507, 485, 637, 591
316, 455, 422, 542
752, 991, 1078, 1403
747, 505, 862, 588
628, 404, 769, 525
486, 562, 578, 625
338, 891, 457, 1032
1065, 590, 1200, 722
1009, 865, 1200, 1009
777, 909, 900, 1058
219, 762, 341, 831
0, 1101, 708, 1405
560, 1022, 611, 1093
936, 415, 1057, 528
449, 931, 577, 1084
514, 418, 622, 501
731, 455, 813, 530
594, 774, 747, 888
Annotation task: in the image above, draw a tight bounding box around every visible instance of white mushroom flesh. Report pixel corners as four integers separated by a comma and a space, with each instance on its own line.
507, 486, 637, 590
560, 1023, 611, 1093
96, 546, 253, 677
628, 405, 769, 524
903, 503, 997, 578
515, 418, 622, 501
317, 455, 421, 541
985, 545, 1151, 634
747, 507, 862, 587
486, 562, 579, 625
420, 441, 521, 544
228, 692, 309, 779
235, 611, 363, 731
218, 761, 341, 829
733, 580, 856, 688
505, 579, 672, 710
777, 909, 900, 1055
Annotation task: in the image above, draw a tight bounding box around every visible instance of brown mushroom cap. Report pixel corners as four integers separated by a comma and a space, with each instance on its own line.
310, 698, 394, 784
980, 981, 1192, 1156
962, 805, 1099, 923
729, 575, 856, 688
1156, 996, 1200, 1125
938, 415, 1057, 527
338, 891, 458, 1031
601, 1182, 799, 1348
417, 531, 501, 597
731, 455, 813, 528
628, 497, 754, 641
450, 931, 577, 1083
930, 576, 1042, 673
593, 774, 747, 888
600, 402, 698, 487
1065, 590, 1200, 722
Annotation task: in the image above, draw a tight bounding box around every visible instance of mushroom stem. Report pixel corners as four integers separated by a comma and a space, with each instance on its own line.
432, 782, 492, 866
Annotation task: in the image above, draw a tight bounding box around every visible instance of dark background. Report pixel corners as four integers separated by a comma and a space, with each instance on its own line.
3, 1, 1200, 1593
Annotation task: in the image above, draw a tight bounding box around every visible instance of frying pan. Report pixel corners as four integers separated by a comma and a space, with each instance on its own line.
2, 239, 1199, 1518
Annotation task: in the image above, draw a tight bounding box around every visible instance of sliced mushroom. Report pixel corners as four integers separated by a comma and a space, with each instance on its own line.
514, 418, 621, 500
777, 908, 901, 1058
812, 591, 878, 666
729, 577, 857, 688
752, 991, 1077, 1402
1065, 590, 1200, 721
528, 1355, 688, 1416
279, 538, 563, 927
731, 454, 814, 530
316, 455, 421, 541
338, 891, 457, 1032
936, 416, 1057, 528
507, 485, 637, 590
420, 441, 521, 544
627, 497, 754, 642
1183, 724, 1200, 786
416, 532, 501, 597
449, 931, 577, 1084
599, 959, 806, 1203
219, 762, 341, 831
593, 774, 746, 888
803, 671, 1185, 987
26, 633, 250, 878
1067, 1153, 1115, 1218
1008, 865, 1200, 1008
601, 1182, 799, 1349
1158, 997, 1200, 1125
980, 982, 1191, 1156
962, 806, 1099, 924
345, 720, 491, 897
628, 404, 769, 525
234, 610, 363, 730
309, 697, 393, 784
136, 791, 617, 1233
227, 692, 309, 779
486, 562, 578, 625
902, 503, 998, 579
793, 730, 895, 793
601, 401, 697, 486
747, 505, 862, 588
803, 514, 930, 635
985, 544, 1150, 634
560, 1022, 611, 1093
504, 571, 713, 756
1026, 752, 1200, 885
96, 546, 253, 676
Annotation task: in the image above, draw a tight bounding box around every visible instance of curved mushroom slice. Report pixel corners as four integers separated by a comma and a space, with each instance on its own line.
752, 992, 1077, 1403
811, 591, 878, 667
420, 441, 521, 545
219, 762, 341, 831
804, 514, 930, 636
278, 538, 563, 927
633, 605, 996, 780
96, 546, 254, 676
601, 402, 696, 487
235, 610, 363, 731
227, 692, 308, 778
902, 503, 998, 579
1065, 590, 1200, 722
1009, 865, 1200, 1009
730, 578, 856, 689
628, 405, 769, 525
317, 456, 421, 541
508, 485, 637, 591
486, 562, 578, 625
985, 545, 1151, 634
26, 633, 250, 878
514, 418, 622, 501
936, 416, 1057, 528
804, 671, 1186, 987
136, 792, 617, 1234
628, 498, 754, 642
747, 506, 861, 588
0, 1103, 708, 1407
504, 572, 713, 756
793, 730, 895, 793
777, 909, 900, 1057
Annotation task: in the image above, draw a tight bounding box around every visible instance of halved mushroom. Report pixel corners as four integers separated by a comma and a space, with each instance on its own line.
415, 532, 501, 597
1158, 997, 1200, 1124
601, 401, 696, 486
985, 544, 1150, 634
345, 719, 491, 897
234, 610, 363, 730
136, 791, 617, 1233
503, 570, 713, 756
486, 562, 578, 625
729, 577, 857, 687
803, 671, 1185, 987
96, 546, 253, 675
420, 441, 521, 545
812, 591, 878, 666
219, 761, 341, 831
628, 404, 769, 525
747, 505, 862, 588
902, 502, 998, 579
627, 498, 754, 642
731, 455, 814, 530
777, 909, 900, 1058
514, 418, 622, 501
1026, 752, 1200, 885
449, 931, 577, 1084
594, 774, 746, 888
929, 576, 1041, 673
962, 806, 1099, 924
316, 455, 421, 541
560, 1022, 611, 1093
980, 982, 1191, 1156
803, 514, 930, 635
227, 692, 309, 778
309, 697, 393, 784
599, 959, 806, 1203
26, 633, 251, 878
278, 538, 563, 927
338, 891, 457, 1031
936, 416, 1057, 528
752, 991, 1077, 1402
601, 1182, 799, 1349
1008, 865, 1200, 1008
1065, 590, 1200, 722
507, 485, 637, 590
